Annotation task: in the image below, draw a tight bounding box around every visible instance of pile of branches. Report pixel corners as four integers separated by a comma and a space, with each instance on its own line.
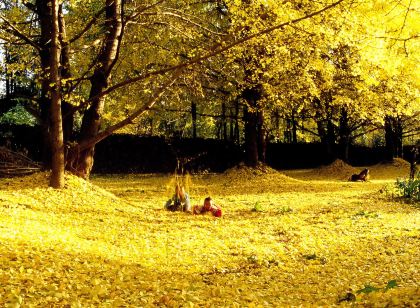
0, 147, 41, 177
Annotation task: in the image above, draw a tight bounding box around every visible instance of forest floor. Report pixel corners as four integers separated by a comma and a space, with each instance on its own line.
0, 159, 418, 307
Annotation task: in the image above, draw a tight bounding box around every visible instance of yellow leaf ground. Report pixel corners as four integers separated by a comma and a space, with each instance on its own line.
0, 161, 418, 307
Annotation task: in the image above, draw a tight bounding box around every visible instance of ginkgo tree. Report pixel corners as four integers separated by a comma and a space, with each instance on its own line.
0, 0, 348, 187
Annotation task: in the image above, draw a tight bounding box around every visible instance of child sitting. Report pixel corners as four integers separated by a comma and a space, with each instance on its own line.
165, 183, 191, 212
193, 197, 222, 217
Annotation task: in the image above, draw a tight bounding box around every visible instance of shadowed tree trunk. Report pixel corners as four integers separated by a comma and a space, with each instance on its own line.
49, 0, 65, 188
244, 105, 258, 167
291, 112, 297, 144
242, 86, 262, 167
234, 99, 240, 144
58, 4, 75, 143
191, 102, 197, 138
36, 0, 53, 169
221, 102, 227, 141
338, 108, 351, 162
384, 115, 403, 161
257, 108, 266, 163
66, 0, 123, 179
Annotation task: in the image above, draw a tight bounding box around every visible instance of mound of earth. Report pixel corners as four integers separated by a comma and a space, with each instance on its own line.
315, 159, 358, 180
0, 146, 41, 177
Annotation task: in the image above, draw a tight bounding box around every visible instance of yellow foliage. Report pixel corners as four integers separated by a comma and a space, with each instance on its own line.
0, 165, 419, 306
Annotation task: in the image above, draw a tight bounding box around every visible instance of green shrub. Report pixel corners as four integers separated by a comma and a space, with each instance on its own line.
395, 172, 420, 203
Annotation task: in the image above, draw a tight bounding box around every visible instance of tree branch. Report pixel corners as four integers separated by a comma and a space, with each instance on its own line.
73, 0, 345, 112
68, 6, 107, 44
159, 11, 227, 36
126, 0, 166, 22
77, 69, 182, 152
0, 14, 41, 50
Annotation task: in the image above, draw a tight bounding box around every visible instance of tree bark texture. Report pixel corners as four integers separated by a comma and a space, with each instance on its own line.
49, 0, 65, 188
36, 0, 54, 168
67, 0, 123, 179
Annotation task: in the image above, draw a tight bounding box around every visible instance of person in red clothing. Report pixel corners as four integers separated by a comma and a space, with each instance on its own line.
193, 197, 222, 217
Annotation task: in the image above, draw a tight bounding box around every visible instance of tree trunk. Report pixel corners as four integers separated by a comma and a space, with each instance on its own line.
384, 115, 404, 160
58, 4, 75, 143
191, 102, 197, 138
338, 108, 351, 162
384, 116, 395, 161
395, 117, 403, 158
234, 99, 240, 144
242, 86, 262, 167
291, 112, 297, 144
49, 0, 65, 188
36, 0, 53, 169
222, 102, 227, 141
257, 108, 266, 163
244, 106, 258, 167
67, 0, 123, 179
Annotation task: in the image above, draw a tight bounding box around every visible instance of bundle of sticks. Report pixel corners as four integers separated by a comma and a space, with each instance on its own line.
0, 146, 41, 177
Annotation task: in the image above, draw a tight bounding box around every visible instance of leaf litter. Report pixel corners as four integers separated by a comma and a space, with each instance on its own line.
0, 164, 419, 307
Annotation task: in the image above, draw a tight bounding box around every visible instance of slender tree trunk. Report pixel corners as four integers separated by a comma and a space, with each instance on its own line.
395, 117, 403, 158
234, 99, 240, 144
222, 102, 227, 141
229, 107, 234, 141
384, 116, 395, 161
5, 50, 10, 98
49, 0, 65, 188
257, 108, 266, 162
191, 102, 197, 139
36, 0, 53, 169
58, 4, 74, 143
291, 112, 297, 143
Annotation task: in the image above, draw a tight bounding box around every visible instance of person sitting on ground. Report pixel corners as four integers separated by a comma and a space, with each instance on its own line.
193, 197, 222, 217
165, 183, 191, 212
349, 168, 369, 182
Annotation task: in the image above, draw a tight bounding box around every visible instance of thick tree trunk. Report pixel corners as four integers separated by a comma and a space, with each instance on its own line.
49, 0, 65, 188
244, 106, 258, 167
242, 86, 262, 167
338, 108, 351, 162
67, 0, 123, 179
